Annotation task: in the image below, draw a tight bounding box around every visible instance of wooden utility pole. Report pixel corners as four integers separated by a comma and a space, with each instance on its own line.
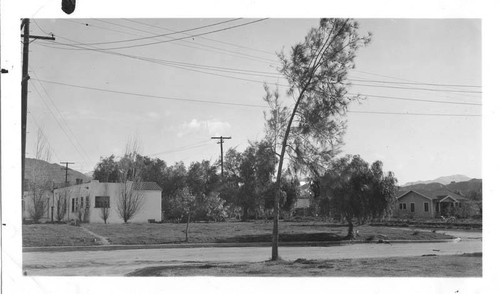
21, 18, 55, 194
60, 162, 75, 186
211, 136, 231, 177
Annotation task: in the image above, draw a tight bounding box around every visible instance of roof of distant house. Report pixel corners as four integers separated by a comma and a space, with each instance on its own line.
132, 182, 162, 191
397, 188, 469, 201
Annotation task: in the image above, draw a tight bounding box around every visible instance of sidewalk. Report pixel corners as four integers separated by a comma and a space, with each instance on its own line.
23, 237, 460, 252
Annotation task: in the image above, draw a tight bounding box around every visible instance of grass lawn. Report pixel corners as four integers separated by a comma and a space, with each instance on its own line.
126, 253, 482, 277
23, 224, 98, 247
83, 221, 450, 245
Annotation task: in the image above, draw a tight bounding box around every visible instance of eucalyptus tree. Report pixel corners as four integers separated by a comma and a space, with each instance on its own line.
318, 155, 398, 239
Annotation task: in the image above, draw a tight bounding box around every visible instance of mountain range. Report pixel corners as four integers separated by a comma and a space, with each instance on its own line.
403, 174, 472, 186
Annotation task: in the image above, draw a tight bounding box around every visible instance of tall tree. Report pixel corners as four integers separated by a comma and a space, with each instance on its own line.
318, 155, 398, 239
266, 18, 371, 259
237, 141, 277, 220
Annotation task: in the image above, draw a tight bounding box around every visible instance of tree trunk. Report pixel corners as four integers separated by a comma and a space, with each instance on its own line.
185, 213, 190, 242
345, 219, 355, 240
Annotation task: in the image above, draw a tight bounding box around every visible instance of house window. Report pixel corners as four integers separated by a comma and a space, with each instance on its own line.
424, 202, 429, 212
71, 198, 75, 212
80, 197, 84, 208
95, 196, 110, 208
458, 202, 462, 208
410, 203, 415, 212
399, 203, 407, 210
85, 196, 90, 208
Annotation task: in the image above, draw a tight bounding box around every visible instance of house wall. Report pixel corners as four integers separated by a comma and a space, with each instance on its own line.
294, 198, 311, 209
393, 191, 434, 219
54, 180, 162, 223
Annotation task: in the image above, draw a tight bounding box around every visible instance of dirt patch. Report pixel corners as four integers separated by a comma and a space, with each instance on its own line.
126, 253, 482, 277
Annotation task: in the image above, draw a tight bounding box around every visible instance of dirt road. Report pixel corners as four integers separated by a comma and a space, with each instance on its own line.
23, 230, 481, 276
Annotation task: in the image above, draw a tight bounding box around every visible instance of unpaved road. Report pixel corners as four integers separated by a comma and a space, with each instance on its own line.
23, 230, 482, 276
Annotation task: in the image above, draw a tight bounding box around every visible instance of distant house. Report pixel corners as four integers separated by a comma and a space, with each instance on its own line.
393, 189, 473, 219
23, 180, 162, 223
293, 182, 312, 215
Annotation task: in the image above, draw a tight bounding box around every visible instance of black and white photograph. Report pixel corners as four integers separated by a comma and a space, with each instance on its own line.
1, 0, 498, 293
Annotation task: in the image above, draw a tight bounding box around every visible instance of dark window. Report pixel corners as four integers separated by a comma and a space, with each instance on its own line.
95, 196, 110, 208
410, 203, 415, 212
71, 198, 75, 212
399, 203, 403, 210
424, 202, 429, 212
403, 203, 407, 210
458, 202, 462, 208
86, 196, 90, 208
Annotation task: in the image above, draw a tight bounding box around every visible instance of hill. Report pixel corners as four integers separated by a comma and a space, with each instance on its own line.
404, 174, 471, 186
25, 158, 92, 186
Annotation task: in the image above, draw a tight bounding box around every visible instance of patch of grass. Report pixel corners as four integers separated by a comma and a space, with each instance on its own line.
23, 224, 97, 247
127, 254, 482, 277
24, 221, 453, 247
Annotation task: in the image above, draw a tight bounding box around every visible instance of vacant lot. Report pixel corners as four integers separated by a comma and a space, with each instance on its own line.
23, 221, 453, 247
127, 253, 482, 277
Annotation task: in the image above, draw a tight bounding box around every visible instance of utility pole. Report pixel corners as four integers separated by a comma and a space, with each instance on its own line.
21, 18, 55, 194
60, 162, 75, 186
211, 136, 231, 178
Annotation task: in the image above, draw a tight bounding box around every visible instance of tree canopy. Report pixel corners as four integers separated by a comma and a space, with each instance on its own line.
316, 155, 398, 239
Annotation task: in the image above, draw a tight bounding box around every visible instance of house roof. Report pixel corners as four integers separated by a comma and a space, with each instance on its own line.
398, 188, 468, 202
132, 182, 162, 191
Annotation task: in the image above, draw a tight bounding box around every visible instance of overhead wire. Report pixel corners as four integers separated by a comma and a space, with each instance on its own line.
55, 19, 279, 65
30, 67, 94, 165
59, 18, 269, 51
26, 111, 61, 163
82, 18, 243, 45
122, 18, 277, 56
33, 78, 482, 117
29, 71, 93, 168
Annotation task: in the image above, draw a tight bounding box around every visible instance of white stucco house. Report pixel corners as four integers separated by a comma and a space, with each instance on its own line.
23, 180, 162, 223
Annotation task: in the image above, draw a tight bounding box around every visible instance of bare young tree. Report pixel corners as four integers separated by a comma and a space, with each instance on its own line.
100, 207, 110, 224
28, 128, 53, 222
116, 138, 145, 223
55, 190, 68, 222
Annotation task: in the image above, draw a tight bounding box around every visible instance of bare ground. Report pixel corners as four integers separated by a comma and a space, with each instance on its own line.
126, 253, 482, 277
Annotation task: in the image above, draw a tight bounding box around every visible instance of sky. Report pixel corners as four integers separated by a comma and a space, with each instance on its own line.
24, 18, 481, 184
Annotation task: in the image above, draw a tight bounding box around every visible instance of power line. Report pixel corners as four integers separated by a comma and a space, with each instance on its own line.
30, 78, 93, 167
148, 140, 212, 157
358, 93, 481, 106
348, 110, 480, 117
40, 38, 481, 98
82, 18, 243, 46
26, 112, 61, 162
351, 69, 480, 99
351, 82, 481, 94
349, 77, 481, 88
123, 18, 277, 57
30, 68, 93, 165
46, 20, 278, 65
33, 78, 267, 108
33, 78, 481, 117
69, 18, 269, 51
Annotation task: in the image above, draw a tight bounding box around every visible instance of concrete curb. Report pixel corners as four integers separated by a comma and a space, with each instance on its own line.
23, 238, 460, 253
